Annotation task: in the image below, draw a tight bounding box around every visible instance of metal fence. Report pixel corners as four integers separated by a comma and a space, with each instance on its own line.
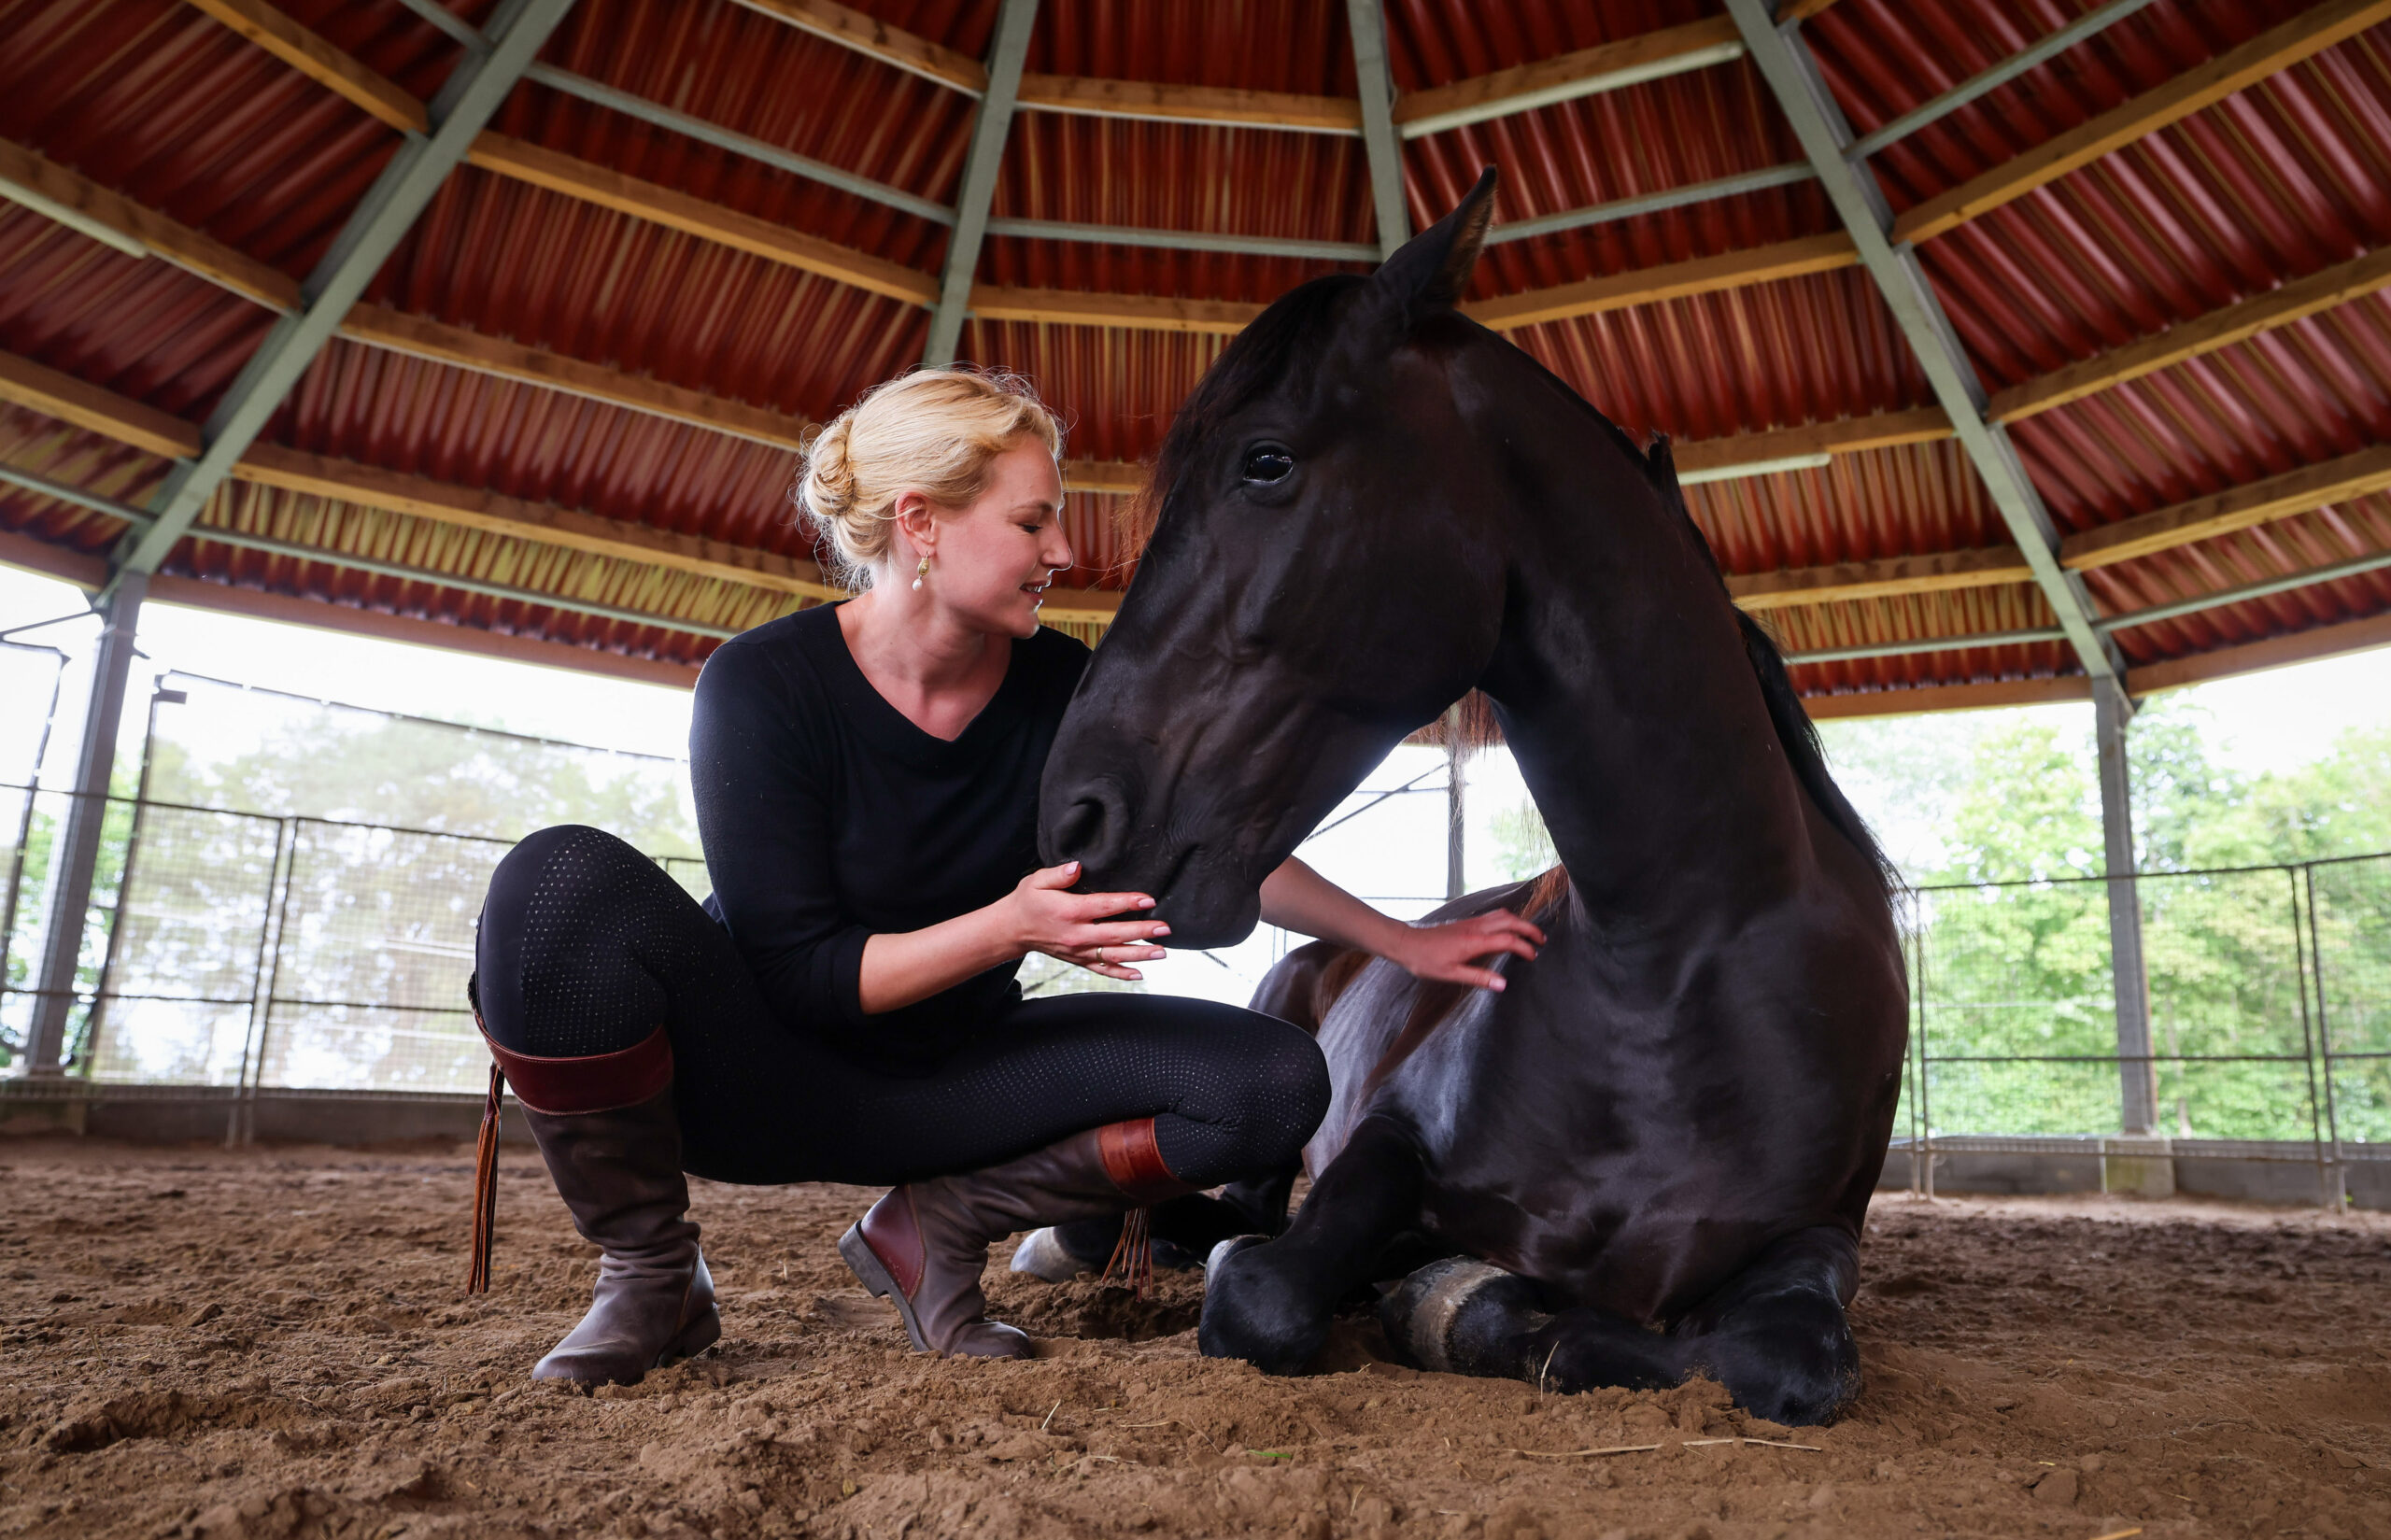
5, 771, 2387, 1184
1898, 854, 2389, 1194
0, 784, 707, 1104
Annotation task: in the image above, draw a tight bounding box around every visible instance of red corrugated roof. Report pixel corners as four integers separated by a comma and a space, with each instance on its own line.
0, 0, 2384, 698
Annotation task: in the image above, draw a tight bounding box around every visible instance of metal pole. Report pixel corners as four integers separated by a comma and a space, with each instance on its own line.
921, 0, 1040, 366
229, 816, 293, 1148
25, 572, 146, 1074
1444, 703, 1465, 900
239, 817, 304, 1148
1722, 0, 2125, 690
2302, 865, 2346, 1208
2094, 678, 2157, 1134
78, 682, 177, 1077
1346, 0, 1409, 258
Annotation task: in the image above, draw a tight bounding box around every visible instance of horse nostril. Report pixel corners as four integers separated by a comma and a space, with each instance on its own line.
1053, 788, 1126, 871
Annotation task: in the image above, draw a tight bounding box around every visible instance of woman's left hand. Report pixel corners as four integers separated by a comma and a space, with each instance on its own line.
1386, 908, 1546, 991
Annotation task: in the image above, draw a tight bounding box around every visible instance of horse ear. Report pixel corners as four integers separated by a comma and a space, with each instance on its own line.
1368, 165, 1498, 317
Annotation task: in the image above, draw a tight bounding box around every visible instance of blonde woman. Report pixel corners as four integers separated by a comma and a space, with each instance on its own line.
469, 369, 1543, 1382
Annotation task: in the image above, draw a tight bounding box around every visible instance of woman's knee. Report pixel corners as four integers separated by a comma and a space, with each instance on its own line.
475, 825, 674, 1054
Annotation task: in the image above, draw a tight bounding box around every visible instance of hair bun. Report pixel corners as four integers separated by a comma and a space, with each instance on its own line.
788, 367, 1065, 592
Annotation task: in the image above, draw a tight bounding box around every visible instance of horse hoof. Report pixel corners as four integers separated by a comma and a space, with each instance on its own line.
1380, 1258, 1543, 1377
1009, 1227, 1091, 1284
1203, 1234, 1267, 1278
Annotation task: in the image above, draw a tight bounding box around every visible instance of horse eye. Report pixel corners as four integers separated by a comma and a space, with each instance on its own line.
1242, 446, 1295, 485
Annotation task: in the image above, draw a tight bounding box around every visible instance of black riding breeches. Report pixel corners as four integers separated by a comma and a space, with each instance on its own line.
473, 825, 1330, 1189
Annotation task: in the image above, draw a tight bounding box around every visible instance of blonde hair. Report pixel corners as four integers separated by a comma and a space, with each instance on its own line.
796, 367, 1065, 589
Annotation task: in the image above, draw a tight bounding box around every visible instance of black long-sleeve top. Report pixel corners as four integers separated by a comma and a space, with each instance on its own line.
689, 603, 1091, 1071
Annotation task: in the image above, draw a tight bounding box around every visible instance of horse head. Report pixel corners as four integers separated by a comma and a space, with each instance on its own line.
1041, 171, 1512, 947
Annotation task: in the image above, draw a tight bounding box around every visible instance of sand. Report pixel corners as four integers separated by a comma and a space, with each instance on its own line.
0, 1136, 2385, 1539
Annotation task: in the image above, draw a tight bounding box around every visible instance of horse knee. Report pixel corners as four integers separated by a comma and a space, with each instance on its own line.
1197, 1236, 1332, 1375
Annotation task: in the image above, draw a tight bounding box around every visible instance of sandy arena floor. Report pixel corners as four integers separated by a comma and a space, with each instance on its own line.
0, 1137, 2384, 1540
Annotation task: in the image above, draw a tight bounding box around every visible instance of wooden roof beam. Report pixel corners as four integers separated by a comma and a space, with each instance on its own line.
1989, 245, 2391, 422
1461, 233, 1860, 331
0, 348, 1130, 618
1727, 545, 2032, 611
183, 0, 429, 134
464, 134, 941, 306
2058, 445, 2391, 571
1892, 0, 2391, 246
727, 0, 988, 94
1392, 16, 1746, 140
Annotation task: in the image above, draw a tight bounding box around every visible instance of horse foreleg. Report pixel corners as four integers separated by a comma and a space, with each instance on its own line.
1379, 1260, 1688, 1392
1198, 1115, 1423, 1374
1672, 1225, 1861, 1427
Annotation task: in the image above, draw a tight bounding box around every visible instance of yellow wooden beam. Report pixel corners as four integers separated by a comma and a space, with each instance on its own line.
1729, 545, 2033, 611
1017, 75, 1361, 133
150, 572, 708, 686
1673, 405, 1954, 472
1391, 16, 1743, 134
1893, 0, 2391, 246
727, 0, 987, 93
2133, 605, 2391, 693
0, 349, 203, 460
181, 0, 428, 134
340, 304, 819, 452
1802, 674, 2093, 717
233, 445, 839, 600
0, 140, 304, 312
1988, 245, 2391, 422
967, 284, 1266, 335
463, 133, 941, 307
1462, 233, 1860, 331
2058, 445, 2391, 571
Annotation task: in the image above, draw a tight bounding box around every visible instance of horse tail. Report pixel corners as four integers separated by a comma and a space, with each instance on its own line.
1639, 437, 1900, 902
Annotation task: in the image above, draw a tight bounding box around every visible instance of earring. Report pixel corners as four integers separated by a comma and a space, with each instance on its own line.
912, 557, 929, 592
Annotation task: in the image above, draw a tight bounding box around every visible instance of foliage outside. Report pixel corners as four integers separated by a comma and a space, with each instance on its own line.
1484, 699, 2391, 1143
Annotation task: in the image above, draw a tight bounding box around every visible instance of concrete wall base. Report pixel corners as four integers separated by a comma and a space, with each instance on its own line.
0, 1083, 525, 1147
1878, 1137, 2382, 1210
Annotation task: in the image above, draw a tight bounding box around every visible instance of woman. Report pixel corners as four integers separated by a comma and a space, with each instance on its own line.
469, 368, 1543, 1383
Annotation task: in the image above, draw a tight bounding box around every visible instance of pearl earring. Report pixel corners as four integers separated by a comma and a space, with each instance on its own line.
912, 557, 928, 592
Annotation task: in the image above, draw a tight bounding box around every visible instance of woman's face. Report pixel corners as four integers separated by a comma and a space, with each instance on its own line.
911, 439, 1072, 639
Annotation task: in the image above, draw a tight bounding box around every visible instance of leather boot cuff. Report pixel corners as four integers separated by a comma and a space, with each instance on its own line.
1096, 1118, 1191, 1202
478, 1024, 673, 1115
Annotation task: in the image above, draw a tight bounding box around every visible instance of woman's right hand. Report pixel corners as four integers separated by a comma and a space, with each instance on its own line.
1007, 862, 1169, 982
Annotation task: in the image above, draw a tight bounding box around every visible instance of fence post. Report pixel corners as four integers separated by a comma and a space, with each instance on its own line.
2301, 865, 2346, 1209
26, 574, 146, 1073
2094, 679, 2158, 1136
1444, 703, 1466, 901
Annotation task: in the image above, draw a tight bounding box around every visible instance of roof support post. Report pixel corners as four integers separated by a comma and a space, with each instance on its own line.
1722, 0, 2125, 688
1346, 0, 1408, 257
107, 0, 579, 586
24, 573, 146, 1076
1443, 702, 1466, 900
2094, 678, 2158, 1136
922, 0, 1040, 366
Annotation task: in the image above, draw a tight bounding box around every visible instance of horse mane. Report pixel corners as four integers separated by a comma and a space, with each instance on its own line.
1117, 274, 1366, 561
1638, 436, 1900, 900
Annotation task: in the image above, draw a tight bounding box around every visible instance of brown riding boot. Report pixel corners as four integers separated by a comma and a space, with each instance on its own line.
838, 1119, 1195, 1358
485, 1027, 721, 1385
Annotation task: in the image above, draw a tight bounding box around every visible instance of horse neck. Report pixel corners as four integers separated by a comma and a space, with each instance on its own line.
1471, 382, 1819, 922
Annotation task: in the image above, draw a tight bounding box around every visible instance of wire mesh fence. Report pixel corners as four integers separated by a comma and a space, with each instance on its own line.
0, 653, 2383, 1187
1893, 855, 2390, 1189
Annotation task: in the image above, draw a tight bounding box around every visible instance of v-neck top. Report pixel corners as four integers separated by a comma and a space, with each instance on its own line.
689, 603, 1092, 1071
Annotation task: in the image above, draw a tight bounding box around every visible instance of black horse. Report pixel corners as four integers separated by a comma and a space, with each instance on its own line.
1039, 170, 1907, 1426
